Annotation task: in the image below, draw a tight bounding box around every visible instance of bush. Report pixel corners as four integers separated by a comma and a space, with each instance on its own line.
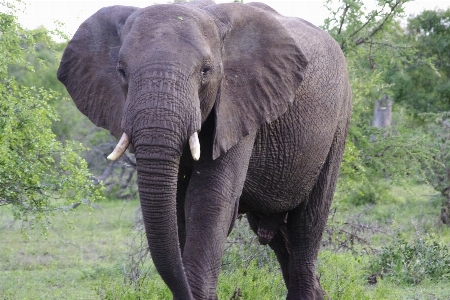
344, 181, 395, 206
371, 234, 450, 284
319, 251, 395, 299
0, 3, 101, 225
96, 272, 172, 300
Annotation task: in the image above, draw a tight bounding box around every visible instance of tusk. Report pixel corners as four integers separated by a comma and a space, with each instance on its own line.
107, 133, 130, 161
189, 132, 200, 161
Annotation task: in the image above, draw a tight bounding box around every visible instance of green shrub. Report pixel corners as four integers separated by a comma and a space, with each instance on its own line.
0, 1, 102, 226
344, 181, 395, 206
319, 251, 395, 299
217, 260, 286, 299
96, 260, 285, 299
371, 234, 450, 284
96, 272, 171, 300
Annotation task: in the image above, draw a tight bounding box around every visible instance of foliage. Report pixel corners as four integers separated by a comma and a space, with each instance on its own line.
407, 9, 450, 79
418, 112, 450, 224
97, 274, 172, 300
407, 9, 450, 75
8, 27, 66, 94
340, 113, 434, 206
370, 234, 450, 284
393, 9, 450, 223
323, 1, 438, 208
0, 1, 101, 223
323, 0, 412, 53
217, 261, 285, 299
98, 260, 285, 300
318, 251, 396, 299
387, 9, 450, 113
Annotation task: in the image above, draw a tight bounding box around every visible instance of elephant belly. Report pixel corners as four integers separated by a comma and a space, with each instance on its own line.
240, 109, 334, 215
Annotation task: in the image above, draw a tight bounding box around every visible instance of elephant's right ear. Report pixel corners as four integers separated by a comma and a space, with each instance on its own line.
57, 6, 138, 140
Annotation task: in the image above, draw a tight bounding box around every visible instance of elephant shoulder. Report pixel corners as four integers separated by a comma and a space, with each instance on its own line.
275, 15, 345, 67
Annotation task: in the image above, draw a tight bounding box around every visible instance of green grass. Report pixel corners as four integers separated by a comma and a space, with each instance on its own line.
2, 182, 450, 299
328, 182, 450, 299
334, 183, 446, 241
0, 200, 138, 299
319, 251, 397, 299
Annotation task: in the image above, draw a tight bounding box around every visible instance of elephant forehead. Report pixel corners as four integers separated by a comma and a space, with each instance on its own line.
125, 4, 216, 37
120, 5, 217, 60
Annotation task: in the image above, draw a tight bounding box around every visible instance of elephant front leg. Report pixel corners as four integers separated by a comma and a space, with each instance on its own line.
181, 133, 256, 299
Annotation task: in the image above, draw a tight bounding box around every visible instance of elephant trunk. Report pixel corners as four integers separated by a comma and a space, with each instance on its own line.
134, 138, 193, 299
123, 71, 201, 298
129, 86, 200, 298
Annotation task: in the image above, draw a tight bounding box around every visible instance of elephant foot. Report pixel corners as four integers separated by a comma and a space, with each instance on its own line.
287, 274, 326, 300
257, 212, 287, 245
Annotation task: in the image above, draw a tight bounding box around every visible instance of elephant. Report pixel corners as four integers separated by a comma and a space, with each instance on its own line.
57, 1, 351, 299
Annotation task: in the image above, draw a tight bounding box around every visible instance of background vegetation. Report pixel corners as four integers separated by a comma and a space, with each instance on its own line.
2, 0, 450, 298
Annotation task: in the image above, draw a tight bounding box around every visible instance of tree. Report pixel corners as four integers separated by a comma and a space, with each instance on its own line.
323, 0, 435, 205
0, 1, 101, 224
388, 9, 450, 113
382, 8, 450, 223
422, 115, 450, 224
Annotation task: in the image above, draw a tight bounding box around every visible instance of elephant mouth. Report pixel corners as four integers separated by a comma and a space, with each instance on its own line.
107, 131, 201, 161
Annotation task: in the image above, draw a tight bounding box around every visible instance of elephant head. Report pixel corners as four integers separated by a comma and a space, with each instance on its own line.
57, 1, 307, 297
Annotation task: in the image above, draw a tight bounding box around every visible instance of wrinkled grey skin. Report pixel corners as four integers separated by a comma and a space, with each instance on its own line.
57, 1, 351, 299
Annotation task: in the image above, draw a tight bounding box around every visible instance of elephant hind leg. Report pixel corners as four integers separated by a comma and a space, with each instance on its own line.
286, 125, 348, 300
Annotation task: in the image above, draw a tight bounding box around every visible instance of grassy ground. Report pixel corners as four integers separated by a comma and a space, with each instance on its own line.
1, 183, 450, 299
0, 200, 138, 299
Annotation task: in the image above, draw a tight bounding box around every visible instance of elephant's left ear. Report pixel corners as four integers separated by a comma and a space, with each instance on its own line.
204, 3, 308, 160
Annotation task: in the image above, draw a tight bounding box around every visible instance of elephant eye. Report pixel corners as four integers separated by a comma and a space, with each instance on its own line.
117, 68, 127, 77
201, 66, 211, 77
117, 66, 127, 79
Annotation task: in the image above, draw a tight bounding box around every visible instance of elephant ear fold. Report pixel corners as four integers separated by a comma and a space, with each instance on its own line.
57, 6, 138, 141
205, 3, 308, 160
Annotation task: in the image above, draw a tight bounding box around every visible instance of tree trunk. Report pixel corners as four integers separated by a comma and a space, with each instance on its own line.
441, 187, 450, 225
373, 95, 393, 128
